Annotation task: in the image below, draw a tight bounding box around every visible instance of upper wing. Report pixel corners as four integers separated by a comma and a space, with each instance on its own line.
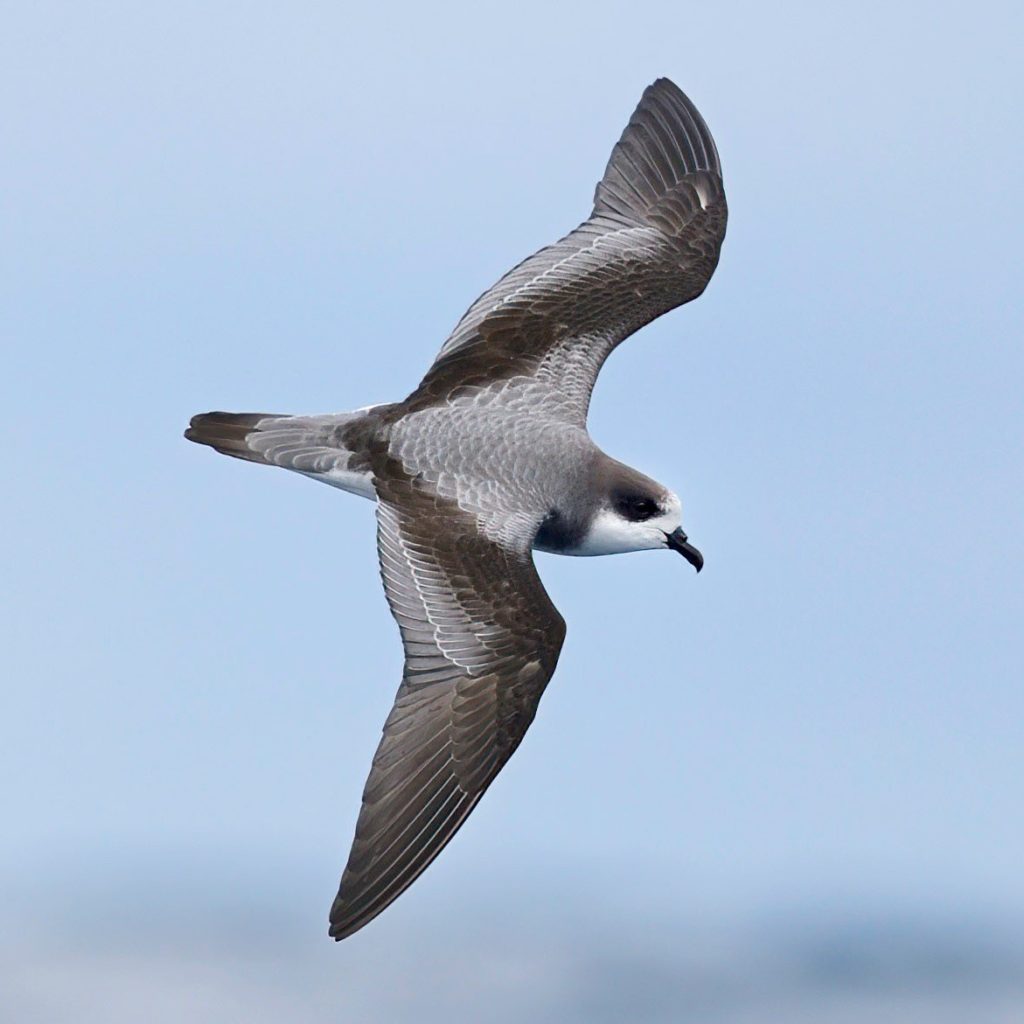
328, 468, 566, 941
405, 79, 728, 422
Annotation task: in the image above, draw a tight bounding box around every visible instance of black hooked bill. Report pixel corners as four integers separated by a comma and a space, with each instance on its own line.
666, 528, 704, 572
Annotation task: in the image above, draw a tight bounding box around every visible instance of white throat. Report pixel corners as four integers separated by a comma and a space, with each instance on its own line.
569, 494, 682, 557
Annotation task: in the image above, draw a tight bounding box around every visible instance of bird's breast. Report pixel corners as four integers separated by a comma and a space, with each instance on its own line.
532, 505, 590, 554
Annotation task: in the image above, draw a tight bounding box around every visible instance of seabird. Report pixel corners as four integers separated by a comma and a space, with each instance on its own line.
186, 78, 727, 940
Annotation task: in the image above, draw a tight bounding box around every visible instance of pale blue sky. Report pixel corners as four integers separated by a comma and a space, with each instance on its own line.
3, 2, 1023, 1021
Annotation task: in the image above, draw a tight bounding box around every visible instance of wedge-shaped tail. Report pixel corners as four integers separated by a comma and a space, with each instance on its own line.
185, 409, 384, 498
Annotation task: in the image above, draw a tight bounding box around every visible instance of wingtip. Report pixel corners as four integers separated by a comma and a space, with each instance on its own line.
648, 75, 679, 92
641, 77, 689, 107
327, 889, 368, 942
327, 904, 375, 943
593, 77, 722, 223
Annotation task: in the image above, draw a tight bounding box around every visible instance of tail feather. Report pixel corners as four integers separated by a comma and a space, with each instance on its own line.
185, 407, 386, 499
185, 412, 280, 463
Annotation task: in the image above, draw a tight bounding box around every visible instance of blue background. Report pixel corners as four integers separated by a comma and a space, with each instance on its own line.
3, 2, 1022, 1020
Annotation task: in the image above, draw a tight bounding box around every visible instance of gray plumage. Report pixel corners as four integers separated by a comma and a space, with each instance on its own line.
186, 78, 727, 941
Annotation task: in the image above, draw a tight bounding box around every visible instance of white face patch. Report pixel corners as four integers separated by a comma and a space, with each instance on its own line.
570, 492, 682, 557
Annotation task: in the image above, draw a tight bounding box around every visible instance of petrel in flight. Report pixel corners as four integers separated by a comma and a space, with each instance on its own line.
187, 78, 727, 940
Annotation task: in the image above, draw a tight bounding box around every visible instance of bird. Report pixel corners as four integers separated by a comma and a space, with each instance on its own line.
186, 77, 727, 941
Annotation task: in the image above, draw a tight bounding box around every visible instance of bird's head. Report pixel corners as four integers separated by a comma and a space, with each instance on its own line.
575, 461, 703, 570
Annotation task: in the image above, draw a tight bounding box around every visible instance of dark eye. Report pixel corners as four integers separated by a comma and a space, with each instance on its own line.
614, 494, 660, 522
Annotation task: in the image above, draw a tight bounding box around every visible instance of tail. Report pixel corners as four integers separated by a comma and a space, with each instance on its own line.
185, 408, 387, 499
185, 411, 280, 464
